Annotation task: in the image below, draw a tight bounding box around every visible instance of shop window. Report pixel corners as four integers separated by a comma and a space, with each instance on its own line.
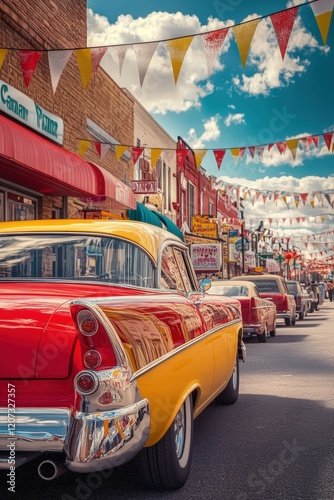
7, 192, 36, 221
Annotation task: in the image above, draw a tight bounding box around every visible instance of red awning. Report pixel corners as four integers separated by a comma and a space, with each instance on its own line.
0, 114, 136, 209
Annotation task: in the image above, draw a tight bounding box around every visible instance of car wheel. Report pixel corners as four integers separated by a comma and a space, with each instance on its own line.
291, 314, 296, 325
270, 324, 276, 337
257, 324, 267, 343
215, 355, 239, 405
136, 395, 193, 490
285, 317, 291, 326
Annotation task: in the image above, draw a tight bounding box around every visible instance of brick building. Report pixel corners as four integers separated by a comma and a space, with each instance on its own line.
0, 0, 136, 221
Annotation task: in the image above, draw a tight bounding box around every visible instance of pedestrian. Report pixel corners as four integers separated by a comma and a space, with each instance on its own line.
311, 281, 320, 310
318, 282, 326, 305
327, 280, 333, 302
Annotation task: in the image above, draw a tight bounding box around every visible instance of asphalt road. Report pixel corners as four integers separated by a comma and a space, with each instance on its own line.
2, 302, 334, 500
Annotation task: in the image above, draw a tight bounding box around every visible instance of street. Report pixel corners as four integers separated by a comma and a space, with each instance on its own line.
2, 303, 334, 500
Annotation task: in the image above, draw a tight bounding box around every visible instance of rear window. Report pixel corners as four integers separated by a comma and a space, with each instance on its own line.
287, 283, 297, 293
254, 280, 280, 293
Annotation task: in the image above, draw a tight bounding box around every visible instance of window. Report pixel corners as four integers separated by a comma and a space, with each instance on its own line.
0, 234, 155, 287
157, 158, 162, 191
188, 182, 195, 225
209, 200, 214, 216
160, 246, 193, 292
168, 167, 171, 212
255, 280, 280, 293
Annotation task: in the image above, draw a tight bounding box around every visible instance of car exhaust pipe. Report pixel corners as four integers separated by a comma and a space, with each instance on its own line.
37, 458, 67, 481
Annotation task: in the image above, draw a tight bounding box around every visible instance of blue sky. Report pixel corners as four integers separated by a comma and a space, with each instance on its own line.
87, 0, 334, 245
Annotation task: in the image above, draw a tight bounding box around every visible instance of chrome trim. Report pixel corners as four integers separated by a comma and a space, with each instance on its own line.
132, 318, 242, 381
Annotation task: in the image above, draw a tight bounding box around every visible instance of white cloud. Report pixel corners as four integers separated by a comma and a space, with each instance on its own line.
231, 13, 326, 97
87, 9, 233, 114
186, 115, 221, 148
224, 113, 246, 127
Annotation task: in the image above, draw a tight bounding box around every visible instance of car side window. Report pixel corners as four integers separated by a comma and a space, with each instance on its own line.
160, 246, 193, 293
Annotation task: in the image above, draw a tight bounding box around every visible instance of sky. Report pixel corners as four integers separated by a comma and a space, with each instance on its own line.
86, 0, 334, 257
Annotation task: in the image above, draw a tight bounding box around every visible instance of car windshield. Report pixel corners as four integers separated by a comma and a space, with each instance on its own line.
287, 283, 297, 293
254, 280, 280, 293
0, 234, 155, 287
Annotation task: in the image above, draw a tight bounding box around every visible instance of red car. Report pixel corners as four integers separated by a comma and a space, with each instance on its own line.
230, 274, 296, 326
207, 280, 277, 342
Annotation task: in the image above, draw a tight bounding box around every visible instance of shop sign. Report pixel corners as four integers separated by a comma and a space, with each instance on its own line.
131, 180, 158, 194
190, 244, 222, 272
0, 80, 64, 144
192, 215, 217, 238
235, 237, 250, 252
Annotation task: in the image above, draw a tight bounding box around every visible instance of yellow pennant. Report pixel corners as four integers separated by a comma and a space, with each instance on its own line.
76, 48, 93, 89
233, 19, 260, 67
310, 199, 315, 208
230, 148, 240, 164
286, 139, 299, 160
0, 49, 8, 69
115, 144, 128, 160
150, 148, 162, 167
78, 140, 91, 157
315, 10, 333, 45
167, 36, 194, 84
193, 150, 207, 170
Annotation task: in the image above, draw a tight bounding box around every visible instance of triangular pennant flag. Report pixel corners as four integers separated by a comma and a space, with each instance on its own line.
78, 140, 91, 157
131, 147, 144, 164
294, 194, 300, 208
262, 194, 268, 204
48, 50, 72, 94
310, 199, 315, 208
115, 144, 128, 160
274, 193, 280, 203
300, 193, 308, 205
91, 47, 108, 74
176, 149, 188, 168
270, 7, 298, 59
213, 149, 226, 170
133, 41, 159, 87
256, 145, 265, 158
312, 135, 319, 147
239, 147, 246, 159
268, 143, 275, 152
109, 45, 129, 74
76, 48, 93, 89
310, 0, 334, 45
150, 148, 162, 167
233, 19, 260, 67
166, 36, 194, 84
286, 139, 299, 160
201, 28, 229, 76
276, 141, 287, 154
248, 146, 255, 158
323, 132, 333, 150
0, 49, 9, 70
255, 191, 261, 200
19, 50, 42, 86
230, 148, 240, 164
193, 150, 207, 170
95, 142, 110, 159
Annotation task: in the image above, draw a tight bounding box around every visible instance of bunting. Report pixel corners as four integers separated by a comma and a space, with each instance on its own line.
0, 2, 331, 90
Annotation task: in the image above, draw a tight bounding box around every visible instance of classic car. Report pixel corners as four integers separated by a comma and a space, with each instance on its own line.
230, 274, 296, 326
0, 219, 245, 491
301, 283, 317, 313
206, 280, 277, 342
286, 280, 309, 320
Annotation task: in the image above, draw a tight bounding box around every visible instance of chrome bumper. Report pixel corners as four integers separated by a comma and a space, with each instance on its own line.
0, 399, 149, 472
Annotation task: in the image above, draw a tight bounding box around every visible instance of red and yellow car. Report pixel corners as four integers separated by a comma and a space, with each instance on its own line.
0, 219, 245, 490
206, 280, 277, 342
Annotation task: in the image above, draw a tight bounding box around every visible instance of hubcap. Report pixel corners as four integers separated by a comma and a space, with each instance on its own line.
174, 404, 185, 459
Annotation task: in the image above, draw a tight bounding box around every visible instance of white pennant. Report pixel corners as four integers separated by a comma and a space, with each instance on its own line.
48, 50, 72, 94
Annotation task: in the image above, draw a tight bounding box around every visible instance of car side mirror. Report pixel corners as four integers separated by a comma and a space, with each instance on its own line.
199, 278, 212, 292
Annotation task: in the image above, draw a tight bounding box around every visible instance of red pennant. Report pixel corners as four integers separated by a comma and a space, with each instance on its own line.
248, 146, 255, 158
19, 50, 43, 86
131, 147, 144, 164
94, 142, 101, 155
270, 7, 298, 59
300, 193, 308, 205
176, 149, 188, 168
91, 47, 108, 74
213, 149, 226, 169
239, 147, 246, 159
276, 142, 287, 154
311, 136, 319, 147
268, 143, 275, 151
323, 132, 333, 150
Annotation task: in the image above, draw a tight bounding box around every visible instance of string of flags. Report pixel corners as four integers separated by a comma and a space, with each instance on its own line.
78, 129, 334, 170
0, 1, 333, 92
215, 180, 334, 209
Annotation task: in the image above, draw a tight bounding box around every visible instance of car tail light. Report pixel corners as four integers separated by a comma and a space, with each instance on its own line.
71, 305, 118, 371
75, 371, 99, 395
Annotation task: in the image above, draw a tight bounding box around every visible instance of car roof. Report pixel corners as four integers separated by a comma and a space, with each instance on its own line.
0, 219, 184, 262
210, 280, 256, 289
230, 274, 284, 282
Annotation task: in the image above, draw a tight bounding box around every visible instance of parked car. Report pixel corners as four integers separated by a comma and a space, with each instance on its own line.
286, 281, 309, 320
206, 280, 277, 343
230, 274, 296, 326
0, 219, 245, 491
